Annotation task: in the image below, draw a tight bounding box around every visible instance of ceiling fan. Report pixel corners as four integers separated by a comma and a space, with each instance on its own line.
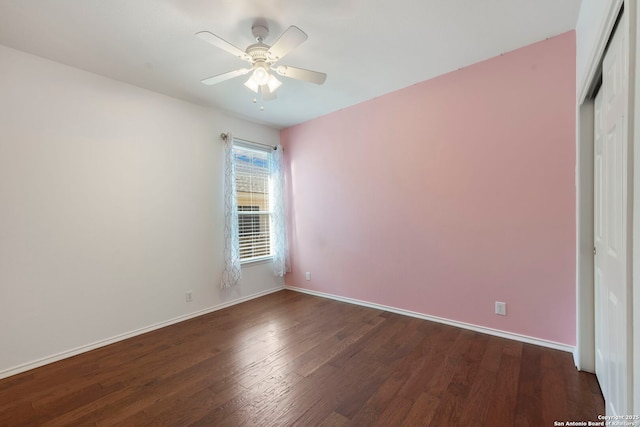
196, 20, 327, 101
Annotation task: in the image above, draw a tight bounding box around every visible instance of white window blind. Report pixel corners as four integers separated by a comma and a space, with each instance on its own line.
233, 144, 272, 261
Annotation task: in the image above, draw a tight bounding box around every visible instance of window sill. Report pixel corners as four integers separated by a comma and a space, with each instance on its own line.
240, 256, 273, 267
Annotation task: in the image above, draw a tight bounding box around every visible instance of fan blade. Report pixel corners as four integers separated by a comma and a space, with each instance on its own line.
201, 68, 251, 85
267, 26, 308, 61
261, 85, 277, 101
196, 31, 250, 61
273, 65, 327, 85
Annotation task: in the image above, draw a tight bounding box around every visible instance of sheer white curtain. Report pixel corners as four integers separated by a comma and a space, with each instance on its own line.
270, 145, 290, 277
221, 133, 241, 289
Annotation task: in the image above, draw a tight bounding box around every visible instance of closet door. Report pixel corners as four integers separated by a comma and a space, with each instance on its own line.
593, 14, 630, 417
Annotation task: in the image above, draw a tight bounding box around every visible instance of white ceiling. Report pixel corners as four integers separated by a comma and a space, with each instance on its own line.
0, 0, 582, 129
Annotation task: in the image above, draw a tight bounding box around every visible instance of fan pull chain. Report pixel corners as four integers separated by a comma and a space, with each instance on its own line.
251, 97, 265, 111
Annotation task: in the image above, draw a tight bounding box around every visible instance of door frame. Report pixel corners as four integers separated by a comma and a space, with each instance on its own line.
575, 0, 638, 414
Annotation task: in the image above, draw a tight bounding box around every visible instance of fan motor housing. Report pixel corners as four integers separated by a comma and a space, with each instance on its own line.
246, 43, 270, 63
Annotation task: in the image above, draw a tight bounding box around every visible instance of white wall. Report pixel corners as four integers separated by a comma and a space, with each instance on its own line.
0, 45, 283, 378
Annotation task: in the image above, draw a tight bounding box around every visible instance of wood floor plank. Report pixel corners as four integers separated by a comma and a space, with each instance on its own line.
540, 348, 571, 423
401, 392, 440, 426
190, 369, 304, 426
235, 363, 341, 427
292, 314, 385, 377
0, 290, 604, 426
376, 395, 415, 426
396, 322, 462, 399
349, 339, 428, 425
485, 340, 523, 426
427, 331, 489, 426
455, 335, 506, 426
396, 330, 474, 425
514, 344, 546, 426
317, 411, 350, 427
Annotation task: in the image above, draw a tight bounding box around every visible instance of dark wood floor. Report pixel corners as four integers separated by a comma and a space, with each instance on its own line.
0, 290, 603, 426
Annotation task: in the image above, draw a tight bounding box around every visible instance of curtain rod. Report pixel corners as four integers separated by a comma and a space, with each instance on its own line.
220, 133, 277, 151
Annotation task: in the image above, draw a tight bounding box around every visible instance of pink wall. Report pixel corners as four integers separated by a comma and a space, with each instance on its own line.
280, 31, 576, 345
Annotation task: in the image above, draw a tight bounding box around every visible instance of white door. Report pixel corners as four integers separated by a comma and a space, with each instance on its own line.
594, 86, 606, 399
593, 16, 630, 417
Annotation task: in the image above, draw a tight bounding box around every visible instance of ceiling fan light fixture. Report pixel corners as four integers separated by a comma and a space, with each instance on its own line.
266, 74, 282, 93
244, 76, 260, 93
251, 64, 270, 86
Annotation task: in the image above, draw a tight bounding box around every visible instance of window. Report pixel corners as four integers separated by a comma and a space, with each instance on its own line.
221, 134, 287, 288
234, 144, 272, 261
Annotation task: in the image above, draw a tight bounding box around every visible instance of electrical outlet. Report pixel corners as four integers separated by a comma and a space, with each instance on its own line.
186, 290, 193, 303
305, 272, 311, 281
495, 301, 506, 316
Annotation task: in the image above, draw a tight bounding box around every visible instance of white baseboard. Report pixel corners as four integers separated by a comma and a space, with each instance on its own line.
3, 284, 573, 380
285, 286, 574, 353
0, 286, 284, 380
